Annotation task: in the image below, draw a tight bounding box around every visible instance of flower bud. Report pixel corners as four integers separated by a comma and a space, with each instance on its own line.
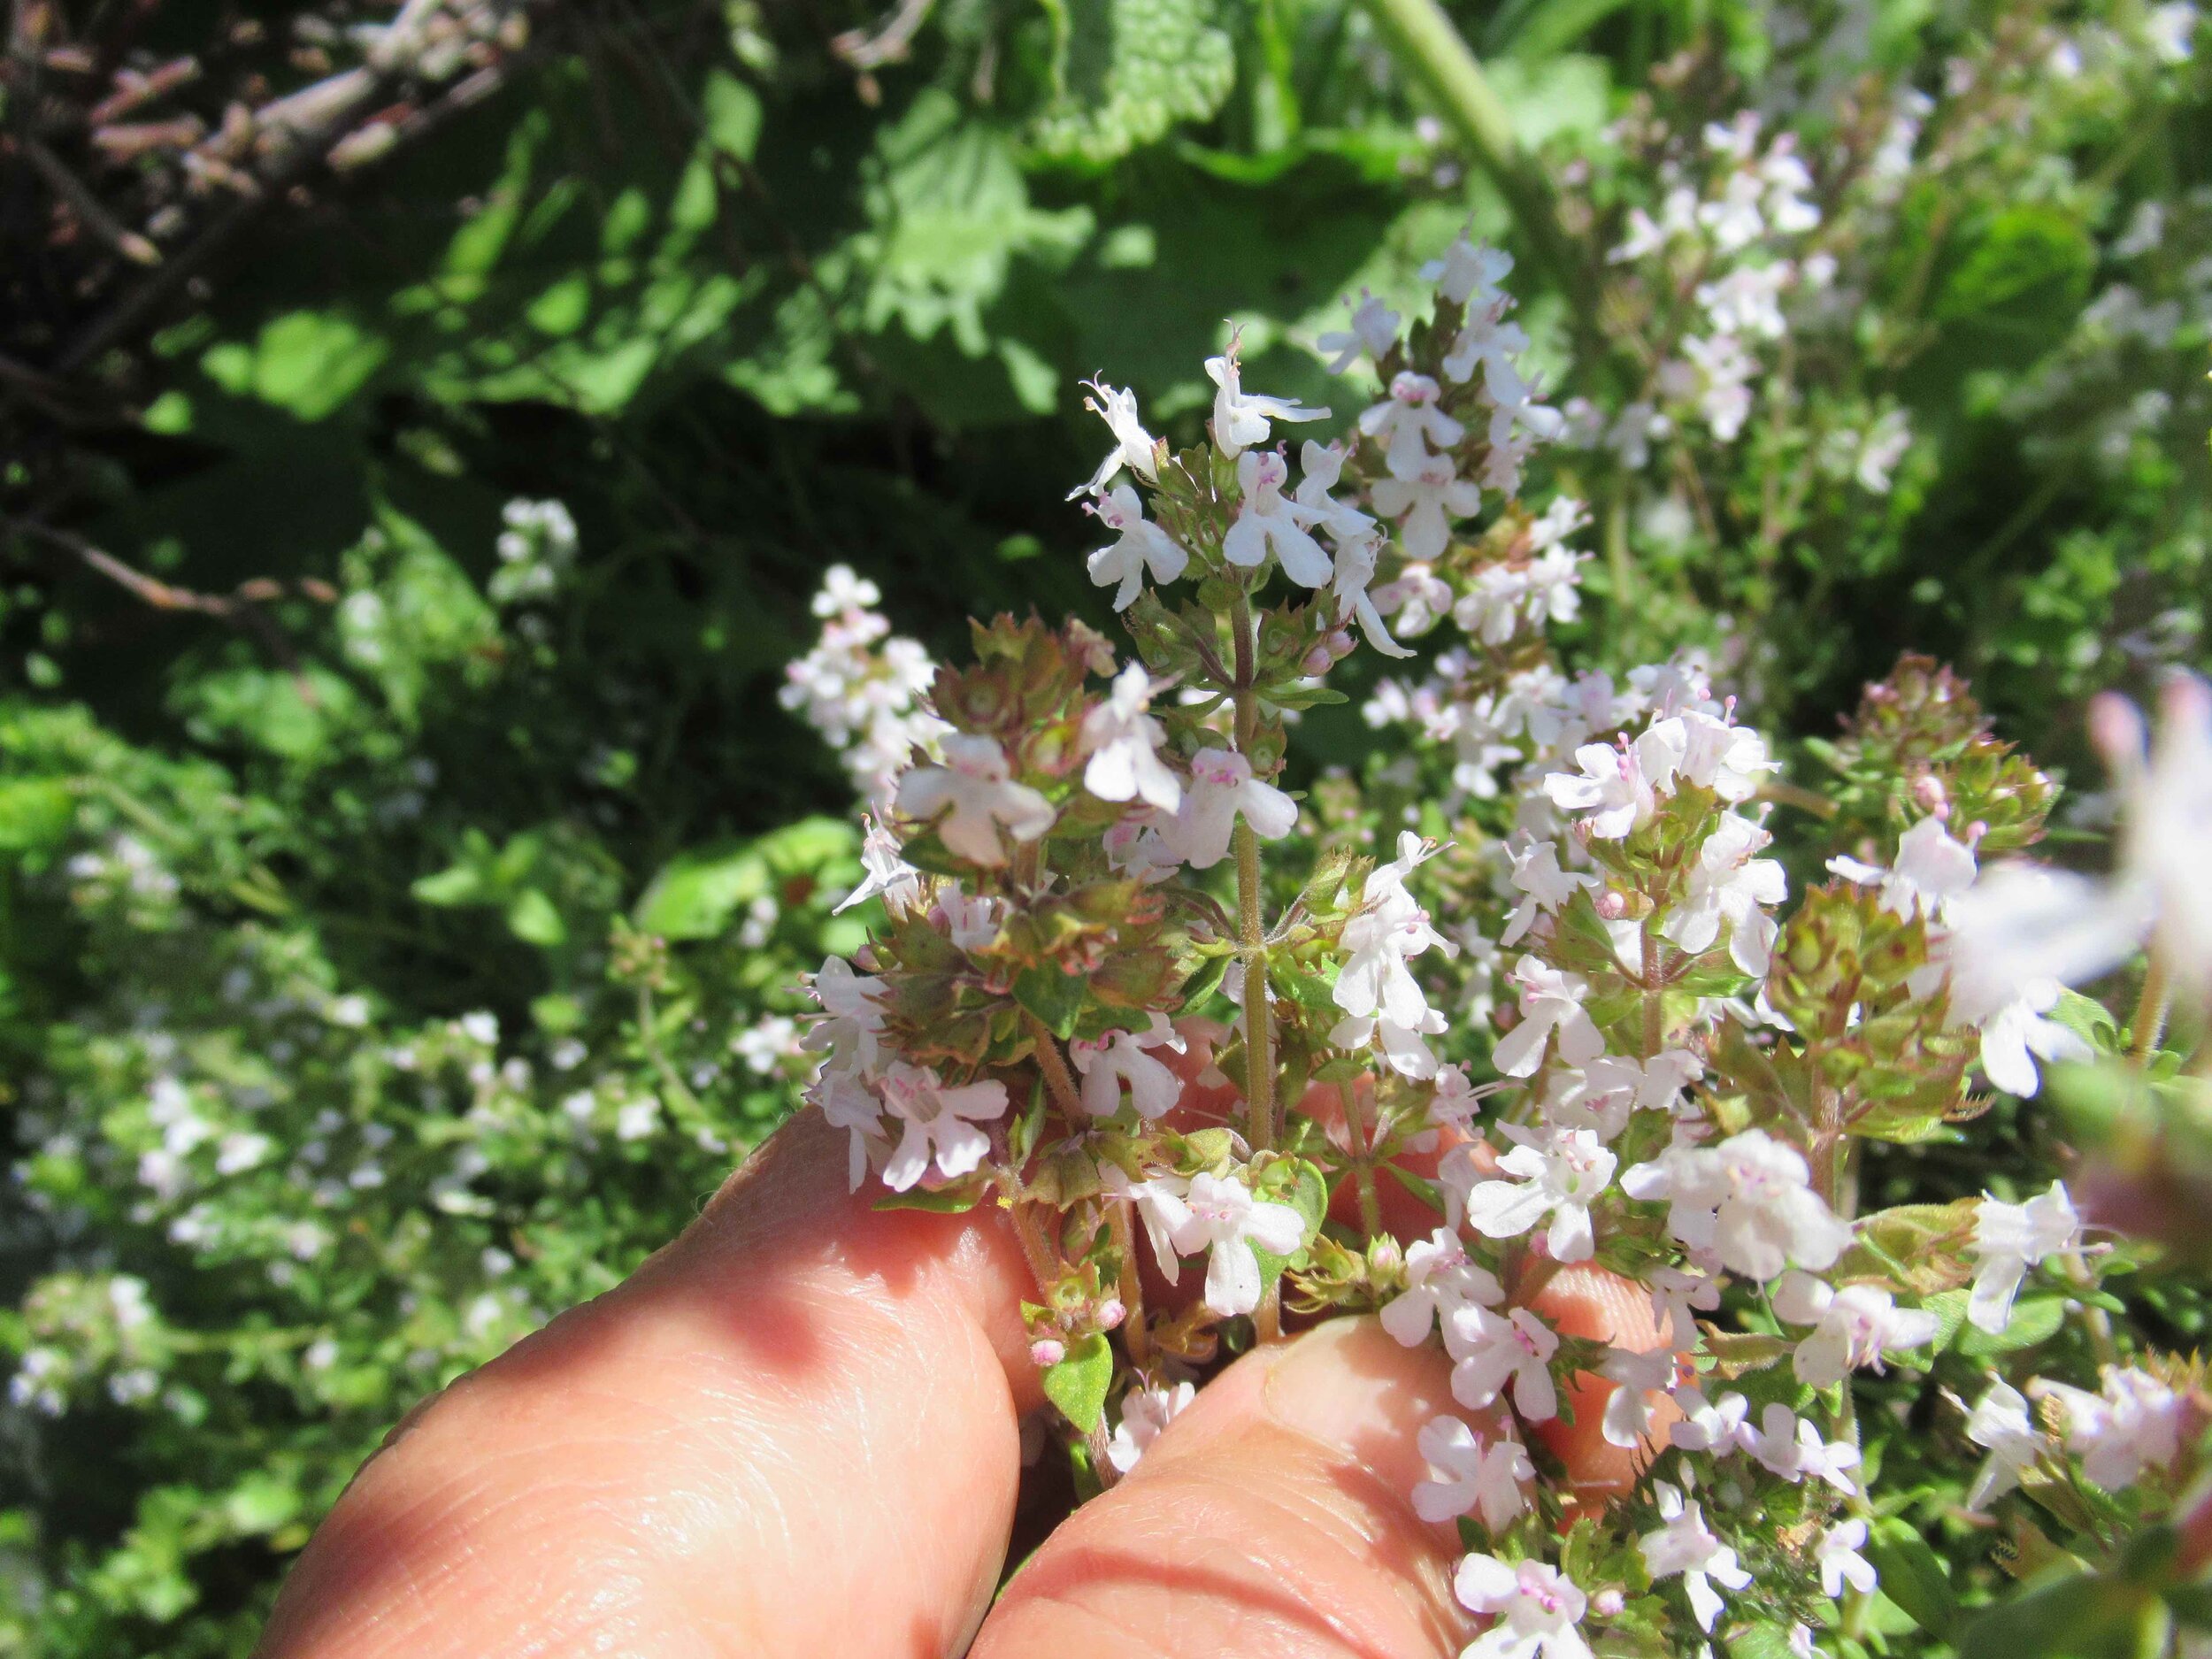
1909, 770, 1948, 815
1327, 629, 1356, 658
1592, 1589, 1625, 1618
1030, 1338, 1066, 1368
1302, 645, 1334, 676
1096, 1298, 1126, 1331
1368, 1235, 1404, 1277
1594, 888, 1629, 920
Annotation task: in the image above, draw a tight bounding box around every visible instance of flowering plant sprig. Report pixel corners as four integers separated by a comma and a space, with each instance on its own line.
795, 238, 2212, 1656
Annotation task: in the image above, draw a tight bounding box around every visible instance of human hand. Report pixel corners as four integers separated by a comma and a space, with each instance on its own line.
257, 1094, 1663, 1659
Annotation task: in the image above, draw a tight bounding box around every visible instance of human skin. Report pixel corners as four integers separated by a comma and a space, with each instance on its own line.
257, 1086, 1667, 1659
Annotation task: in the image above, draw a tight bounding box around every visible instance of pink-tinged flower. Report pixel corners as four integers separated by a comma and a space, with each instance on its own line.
1640, 1480, 1751, 1632
1445, 1303, 1560, 1422
1381, 1226, 1503, 1347
1086, 486, 1188, 611
873, 1063, 1010, 1192
1600, 1347, 1681, 1448
1963, 1379, 2042, 1509
1325, 529, 1415, 660
1545, 1050, 1704, 1141
1659, 812, 1787, 977
1648, 1265, 1723, 1349
1102, 1165, 1191, 1283
2031, 1365, 2186, 1491
895, 733, 1056, 867
1668, 1386, 1753, 1456
1081, 664, 1182, 812
1501, 834, 1596, 947
1224, 449, 1333, 588
1423, 236, 1516, 307
815, 1069, 890, 1190
833, 817, 926, 918
1967, 1181, 2079, 1334
1295, 440, 1379, 549
1069, 380, 1160, 498
1453, 1554, 1591, 1659
1827, 814, 1978, 921
1492, 959, 1604, 1079
1621, 1128, 1851, 1280
1106, 1379, 1194, 1473
1544, 726, 1678, 839
1162, 748, 1297, 869
1359, 372, 1466, 480
1157, 1172, 1307, 1317
1770, 1271, 1940, 1386
1317, 290, 1402, 374
1207, 345, 1329, 458
1333, 833, 1455, 1026
1071, 1014, 1187, 1121
1413, 1417, 1532, 1530
803, 954, 888, 1076
1816, 1519, 1878, 1599
1460, 1124, 1617, 1263
1371, 454, 1484, 563
1747, 1402, 1862, 1493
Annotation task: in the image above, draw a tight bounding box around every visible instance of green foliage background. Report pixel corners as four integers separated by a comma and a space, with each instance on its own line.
0, 0, 2204, 1649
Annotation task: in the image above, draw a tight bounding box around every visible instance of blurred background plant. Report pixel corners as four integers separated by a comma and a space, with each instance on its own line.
0, 0, 2203, 1651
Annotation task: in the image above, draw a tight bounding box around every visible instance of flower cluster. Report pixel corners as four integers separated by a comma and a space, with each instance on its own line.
793, 237, 2212, 1659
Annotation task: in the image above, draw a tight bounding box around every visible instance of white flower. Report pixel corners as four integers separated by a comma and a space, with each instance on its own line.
1748, 1402, 1862, 1492
1501, 835, 1595, 947
1695, 261, 1793, 339
1492, 960, 1604, 1079
805, 954, 888, 1076
895, 733, 1055, 866
1381, 1226, 1504, 1346
1444, 1302, 1560, 1421
1330, 1004, 1450, 1081
1698, 169, 1767, 250
1070, 380, 1159, 498
2149, 1, 2198, 61
1770, 1271, 1941, 1386
1546, 1050, 1704, 1141
1601, 1347, 1681, 1448
1649, 1265, 1723, 1348
1826, 814, 1978, 922
1963, 1379, 2043, 1509
1162, 747, 1298, 869
1295, 440, 1379, 547
1816, 1519, 1878, 1599
1333, 832, 1455, 1026
817, 1070, 893, 1189
875, 1063, 1010, 1191
1156, 1172, 1308, 1317
1371, 454, 1484, 563
1359, 372, 1465, 479
1461, 1124, 1617, 1263
1424, 237, 1515, 307
1670, 334, 1756, 441
1660, 812, 1787, 977
1670, 710, 1778, 801
1640, 1480, 1751, 1632
1317, 290, 1402, 373
2031, 1365, 2186, 1491
835, 817, 926, 917
1414, 1417, 1532, 1530
1544, 729, 1676, 838
1669, 1386, 1754, 1456
1081, 664, 1182, 812
1106, 1379, 1194, 1473
1224, 449, 1333, 587
936, 881, 1001, 950
1454, 1555, 1591, 1659
1071, 1015, 1187, 1120
1443, 311, 1532, 400
1622, 1129, 1852, 1280
1207, 344, 1329, 457
1104, 1166, 1192, 1282
1325, 530, 1414, 659
1086, 485, 1189, 611
1967, 1181, 2080, 1334
1970, 974, 2094, 1099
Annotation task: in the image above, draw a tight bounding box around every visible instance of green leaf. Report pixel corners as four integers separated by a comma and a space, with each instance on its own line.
411, 863, 486, 907
873, 1184, 987, 1215
504, 888, 567, 948
1014, 963, 1089, 1041
1867, 1520, 1959, 1639
634, 839, 766, 940
1031, 0, 1237, 164
0, 778, 73, 856
1042, 1332, 1115, 1432
1957, 1569, 2147, 1659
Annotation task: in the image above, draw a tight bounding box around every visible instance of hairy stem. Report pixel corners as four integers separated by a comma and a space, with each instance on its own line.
1025, 1010, 1087, 1121
2131, 953, 2171, 1067
1229, 592, 1276, 1157
1342, 1082, 1385, 1239
1640, 928, 1664, 1057
1108, 1202, 1151, 1365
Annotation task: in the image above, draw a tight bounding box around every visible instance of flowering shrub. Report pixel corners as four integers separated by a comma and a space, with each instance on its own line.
797, 241, 2212, 1659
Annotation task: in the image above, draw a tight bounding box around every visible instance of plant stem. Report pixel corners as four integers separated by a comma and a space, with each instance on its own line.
1229, 592, 1276, 1158
1025, 1010, 1087, 1120
1343, 1082, 1385, 1239
1352, 0, 1602, 339
2131, 954, 2171, 1067
1108, 1202, 1150, 1365
1006, 1185, 1062, 1293
1640, 928, 1664, 1057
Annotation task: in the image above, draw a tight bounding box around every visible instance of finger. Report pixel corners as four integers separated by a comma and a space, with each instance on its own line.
258, 1106, 1041, 1659
1525, 1263, 1680, 1505
972, 1317, 1474, 1659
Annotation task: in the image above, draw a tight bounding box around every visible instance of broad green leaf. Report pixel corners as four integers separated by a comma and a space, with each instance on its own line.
1868, 1520, 1959, 1639
1042, 1333, 1115, 1432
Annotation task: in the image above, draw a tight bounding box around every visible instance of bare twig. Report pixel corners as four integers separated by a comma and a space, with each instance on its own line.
23, 134, 161, 264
